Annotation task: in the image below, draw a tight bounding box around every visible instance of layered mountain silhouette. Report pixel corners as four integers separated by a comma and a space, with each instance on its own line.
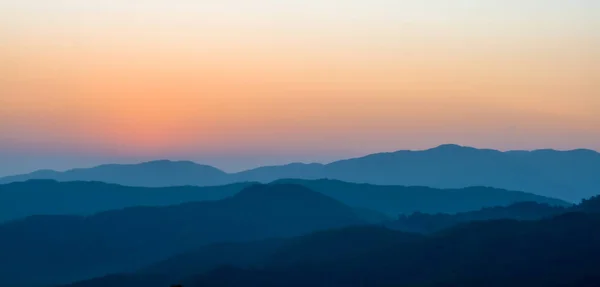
0, 179, 568, 223
274, 179, 569, 215
62, 211, 600, 287
0, 160, 230, 187
3, 145, 598, 287
61, 196, 600, 287
186, 213, 600, 287
60, 226, 420, 287
0, 180, 252, 223
0, 184, 363, 287
2, 144, 599, 201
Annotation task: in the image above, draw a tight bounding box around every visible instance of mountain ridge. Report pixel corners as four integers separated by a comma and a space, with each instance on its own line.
60, 211, 600, 287
2, 144, 599, 201
0, 183, 364, 287
0, 179, 569, 223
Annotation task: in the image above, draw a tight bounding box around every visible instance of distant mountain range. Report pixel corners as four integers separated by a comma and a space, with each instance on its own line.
0, 179, 568, 223
0, 184, 363, 287
1, 144, 599, 202
0, 160, 230, 187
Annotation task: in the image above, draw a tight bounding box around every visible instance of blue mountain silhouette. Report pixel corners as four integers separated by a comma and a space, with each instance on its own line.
0, 184, 362, 287
2, 144, 599, 201
0, 179, 568, 223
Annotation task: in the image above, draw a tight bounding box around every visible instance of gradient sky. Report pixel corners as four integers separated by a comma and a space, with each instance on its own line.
1, 0, 599, 176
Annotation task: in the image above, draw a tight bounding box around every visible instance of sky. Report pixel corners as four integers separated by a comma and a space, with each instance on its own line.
0, 0, 599, 176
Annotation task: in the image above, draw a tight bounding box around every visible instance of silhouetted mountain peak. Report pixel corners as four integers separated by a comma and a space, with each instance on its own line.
570, 148, 599, 155
46, 160, 232, 187
426, 144, 500, 154
111, 160, 222, 171
142, 159, 181, 165
431, 144, 466, 150
141, 160, 195, 165
30, 169, 60, 174
228, 184, 361, 220
530, 148, 561, 154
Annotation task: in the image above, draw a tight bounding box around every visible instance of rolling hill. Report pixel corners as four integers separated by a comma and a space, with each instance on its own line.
60, 195, 600, 287
0, 179, 568, 223
62, 211, 600, 287
0, 184, 363, 287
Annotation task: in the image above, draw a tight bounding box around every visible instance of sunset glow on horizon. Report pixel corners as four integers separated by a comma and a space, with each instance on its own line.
1, 0, 599, 175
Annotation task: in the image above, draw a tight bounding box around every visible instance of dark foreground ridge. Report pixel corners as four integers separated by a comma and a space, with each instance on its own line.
63, 212, 600, 287
60, 195, 600, 287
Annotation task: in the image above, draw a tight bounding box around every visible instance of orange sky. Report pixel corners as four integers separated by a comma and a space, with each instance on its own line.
0, 0, 599, 174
